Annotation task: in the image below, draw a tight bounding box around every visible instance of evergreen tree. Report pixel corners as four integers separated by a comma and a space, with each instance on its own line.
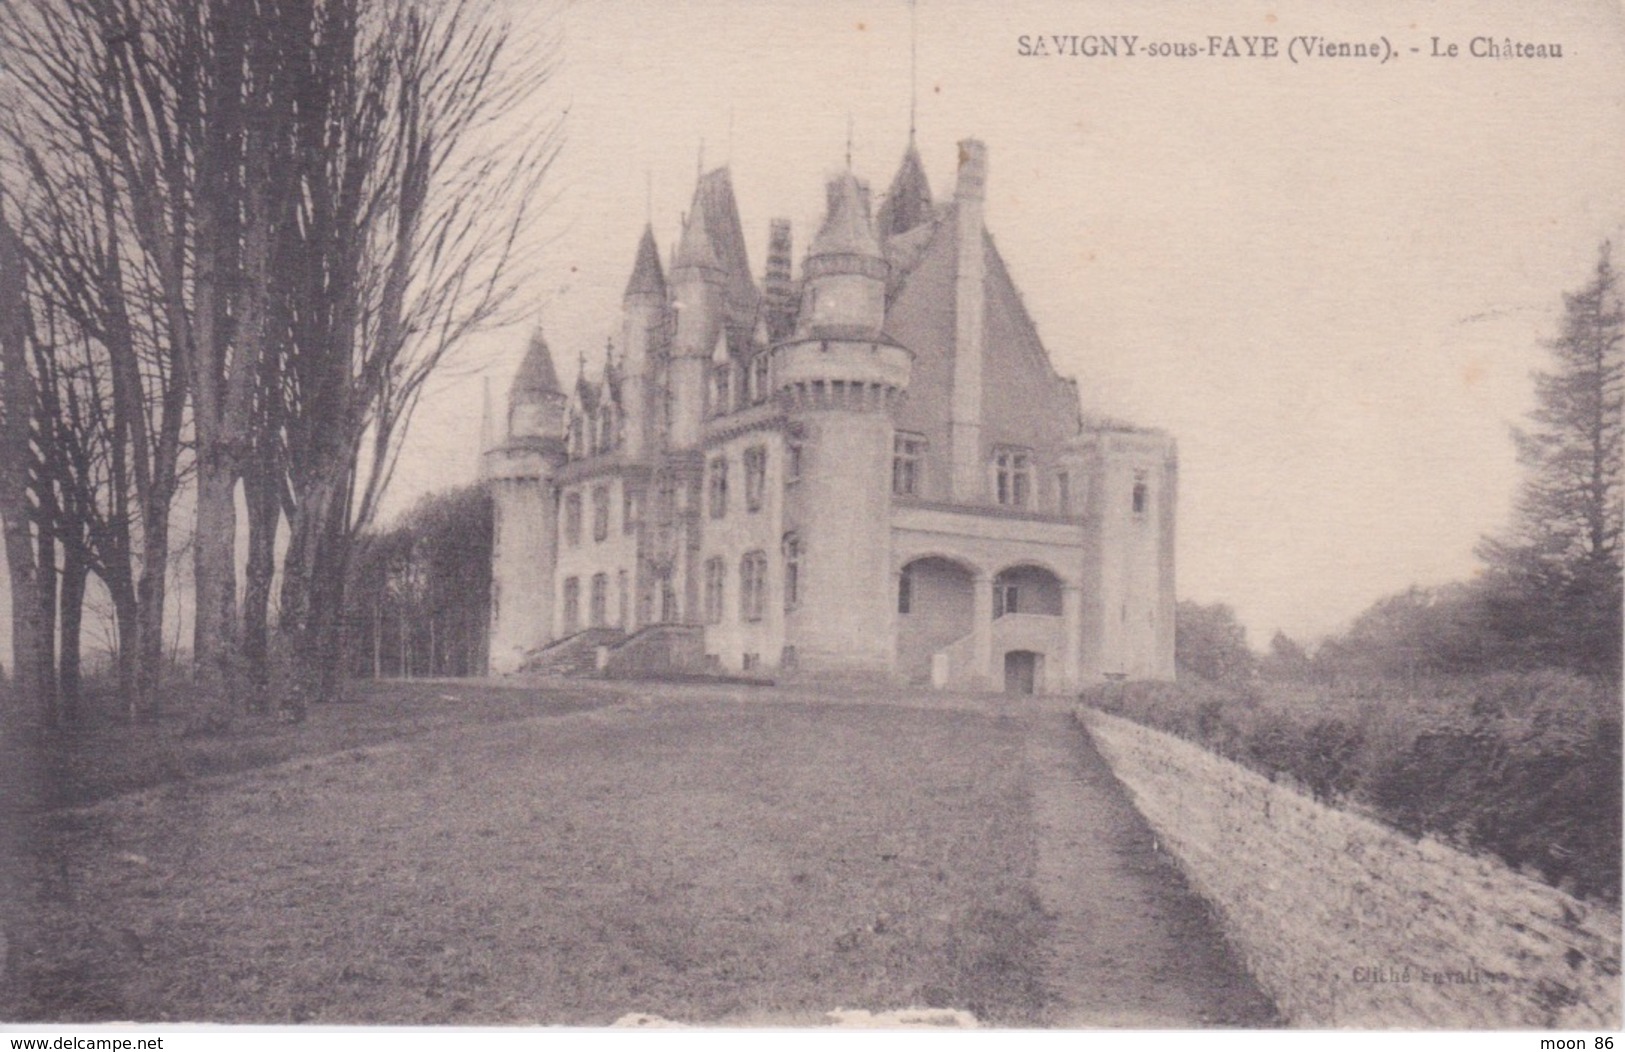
1481, 243, 1623, 679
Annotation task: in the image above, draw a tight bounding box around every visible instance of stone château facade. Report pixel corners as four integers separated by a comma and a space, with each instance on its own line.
483, 136, 1176, 693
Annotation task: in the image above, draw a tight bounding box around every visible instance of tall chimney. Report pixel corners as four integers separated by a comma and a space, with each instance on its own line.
950, 139, 988, 504
763, 218, 796, 342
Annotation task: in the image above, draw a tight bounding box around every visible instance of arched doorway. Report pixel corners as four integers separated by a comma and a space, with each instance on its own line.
895, 556, 978, 685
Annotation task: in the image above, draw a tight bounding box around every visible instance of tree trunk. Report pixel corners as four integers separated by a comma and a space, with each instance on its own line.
242, 465, 280, 713
0, 214, 48, 724
110, 581, 140, 722
191, 455, 240, 721
280, 468, 349, 712
58, 544, 86, 723
135, 507, 172, 720
36, 525, 58, 728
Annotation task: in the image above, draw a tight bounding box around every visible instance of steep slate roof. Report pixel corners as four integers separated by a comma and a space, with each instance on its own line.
624, 224, 666, 299
510, 330, 563, 404
877, 142, 934, 239
674, 193, 722, 273
693, 168, 759, 324
879, 202, 1083, 494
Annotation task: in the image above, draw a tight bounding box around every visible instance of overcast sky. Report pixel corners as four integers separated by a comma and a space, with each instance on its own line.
5, 0, 1623, 665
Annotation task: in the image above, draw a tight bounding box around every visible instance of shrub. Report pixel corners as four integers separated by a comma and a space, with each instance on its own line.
1081, 670, 1622, 904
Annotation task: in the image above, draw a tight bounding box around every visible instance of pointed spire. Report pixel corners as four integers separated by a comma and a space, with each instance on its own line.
674, 194, 720, 273
510, 328, 563, 404
624, 224, 667, 299
909, 0, 919, 143
878, 141, 934, 238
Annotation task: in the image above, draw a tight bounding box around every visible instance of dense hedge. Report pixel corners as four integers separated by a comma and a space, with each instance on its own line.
1083, 671, 1621, 903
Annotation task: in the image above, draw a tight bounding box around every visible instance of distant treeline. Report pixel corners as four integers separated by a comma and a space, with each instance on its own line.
343, 486, 493, 680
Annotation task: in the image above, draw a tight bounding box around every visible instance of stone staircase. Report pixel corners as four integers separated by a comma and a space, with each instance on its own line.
520, 627, 627, 677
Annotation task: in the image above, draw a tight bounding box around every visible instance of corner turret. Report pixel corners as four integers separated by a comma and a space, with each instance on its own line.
506, 330, 568, 447
486, 329, 569, 674
799, 172, 889, 339
668, 184, 728, 449
619, 226, 666, 458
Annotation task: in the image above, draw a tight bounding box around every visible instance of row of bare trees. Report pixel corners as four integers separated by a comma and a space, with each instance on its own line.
0, 0, 558, 726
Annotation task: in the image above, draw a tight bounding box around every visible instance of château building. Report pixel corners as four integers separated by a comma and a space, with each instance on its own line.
482, 136, 1176, 693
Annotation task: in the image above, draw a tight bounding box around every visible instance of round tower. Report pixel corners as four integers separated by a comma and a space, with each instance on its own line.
484, 332, 568, 674
619, 225, 667, 458
774, 172, 911, 673
668, 198, 724, 450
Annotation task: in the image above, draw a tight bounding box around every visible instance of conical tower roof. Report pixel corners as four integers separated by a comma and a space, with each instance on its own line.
510, 329, 563, 404
674, 194, 721, 273
810, 171, 882, 260
693, 168, 759, 320
877, 142, 933, 238
624, 225, 666, 299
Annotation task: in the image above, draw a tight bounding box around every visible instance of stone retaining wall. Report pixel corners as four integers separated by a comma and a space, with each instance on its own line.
1078, 707, 1621, 1028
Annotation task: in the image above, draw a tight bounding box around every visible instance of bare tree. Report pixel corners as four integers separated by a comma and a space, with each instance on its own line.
0, 204, 56, 727
3, 0, 558, 722
274, 1, 559, 710
2, 0, 197, 720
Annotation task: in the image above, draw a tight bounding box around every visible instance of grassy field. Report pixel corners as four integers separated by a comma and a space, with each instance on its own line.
4, 686, 1061, 1025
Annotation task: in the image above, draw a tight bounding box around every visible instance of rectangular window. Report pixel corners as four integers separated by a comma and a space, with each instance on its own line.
711, 362, 733, 417
623, 487, 641, 534
708, 456, 729, 519
994, 448, 1032, 508
744, 445, 768, 512
590, 572, 608, 627
782, 533, 800, 610
592, 485, 610, 542
617, 570, 630, 629
786, 440, 803, 485
1057, 471, 1071, 516
703, 557, 725, 625
1132, 470, 1148, 515
893, 432, 926, 496
562, 577, 580, 634
740, 550, 767, 622
994, 583, 1019, 618
637, 581, 655, 626
564, 491, 582, 546
752, 354, 771, 403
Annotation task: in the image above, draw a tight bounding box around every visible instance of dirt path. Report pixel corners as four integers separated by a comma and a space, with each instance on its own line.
1023, 711, 1279, 1027
6, 688, 1281, 1027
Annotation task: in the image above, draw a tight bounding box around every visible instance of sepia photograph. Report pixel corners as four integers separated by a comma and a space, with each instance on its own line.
0, 0, 1620, 1040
